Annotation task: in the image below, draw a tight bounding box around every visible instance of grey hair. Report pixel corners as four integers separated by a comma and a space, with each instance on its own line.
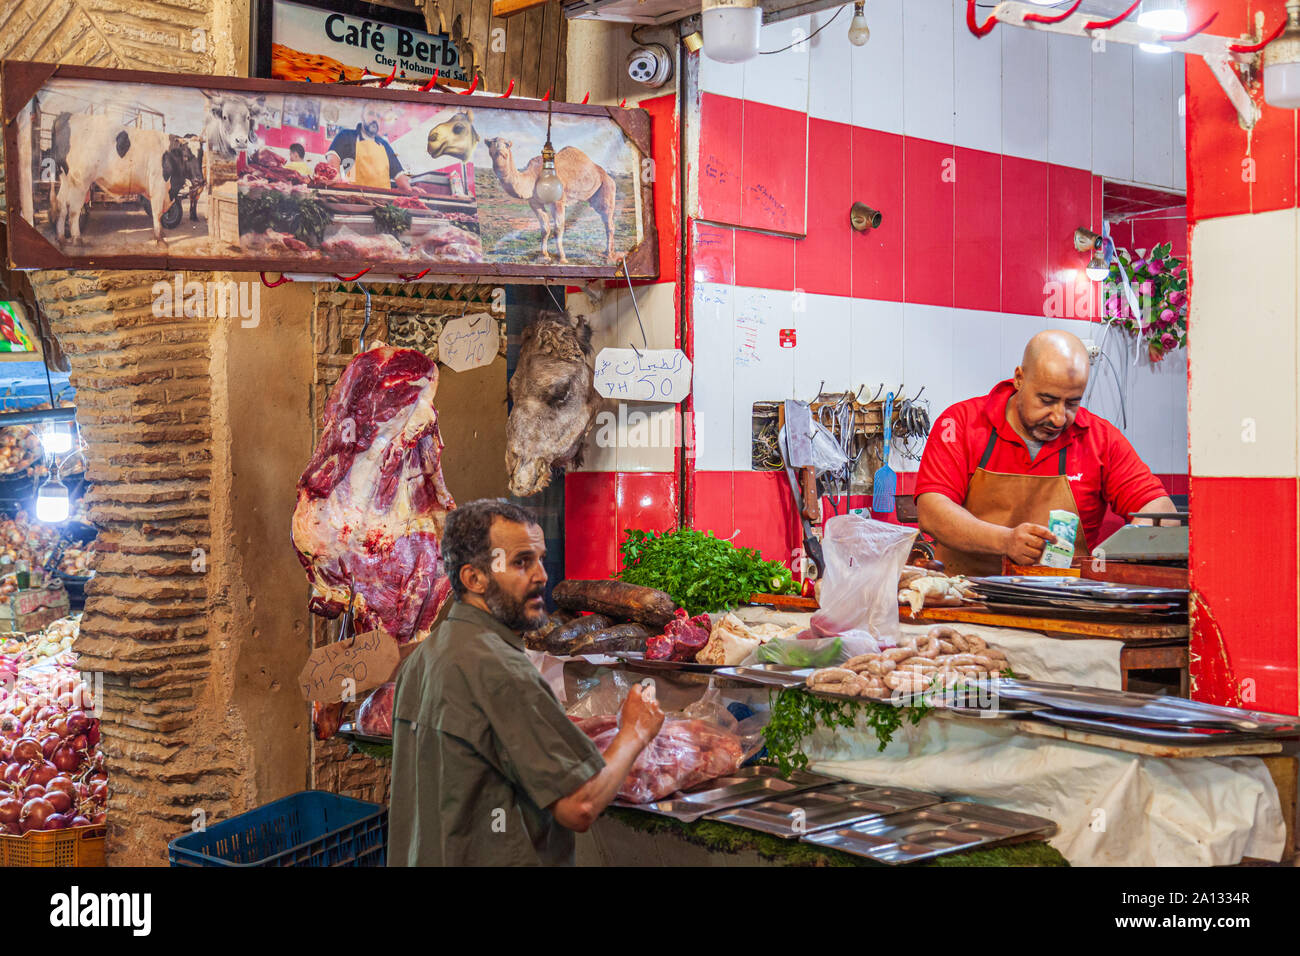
441, 498, 540, 597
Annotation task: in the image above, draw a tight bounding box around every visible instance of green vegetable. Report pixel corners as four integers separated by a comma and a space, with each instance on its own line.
618, 528, 799, 616
238, 187, 332, 248
761, 687, 934, 778
755, 637, 842, 668
372, 202, 412, 236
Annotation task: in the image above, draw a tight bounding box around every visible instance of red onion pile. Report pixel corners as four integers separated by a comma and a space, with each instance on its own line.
0, 662, 105, 835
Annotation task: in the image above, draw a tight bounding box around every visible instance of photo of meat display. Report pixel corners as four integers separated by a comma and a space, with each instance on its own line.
3, 62, 657, 280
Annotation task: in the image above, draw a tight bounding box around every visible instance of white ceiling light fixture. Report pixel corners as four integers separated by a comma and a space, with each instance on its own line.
1137, 0, 1186, 55
35, 476, 69, 524
1264, 1, 1300, 110
702, 0, 762, 63
848, 2, 870, 46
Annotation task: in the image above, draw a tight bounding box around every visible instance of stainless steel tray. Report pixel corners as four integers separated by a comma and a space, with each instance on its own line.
802, 801, 1057, 865
1032, 711, 1270, 744
970, 576, 1188, 603
713, 664, 816, 688
995, 679, 1300, 734
611, 651, 728, 673
707, 783, 942, 838
613, 765, 840, 823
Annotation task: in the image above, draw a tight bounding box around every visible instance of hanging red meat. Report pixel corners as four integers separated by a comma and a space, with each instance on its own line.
293, 345, 456, 646
357, 683, 395, 737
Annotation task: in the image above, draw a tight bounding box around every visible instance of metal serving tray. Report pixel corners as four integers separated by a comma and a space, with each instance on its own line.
612, 766, 840, 823
1032, 711, 1268, 744
970, 576, 1188, 603
611, 651, 729, 673
713, 665, 816, 688
995, 679, 1300, 734
802, 801, 1057, 865
707, 783, 942, 838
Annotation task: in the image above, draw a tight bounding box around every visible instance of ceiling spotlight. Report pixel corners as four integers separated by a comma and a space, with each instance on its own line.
848, 2, 870, 47
1137, 0, 1186, 54
1264, 1, 1300, 111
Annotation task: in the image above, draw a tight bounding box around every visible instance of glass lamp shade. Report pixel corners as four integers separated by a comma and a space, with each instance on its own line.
35, 482, 69, 523
1265, 60, 1300, 111
702, 5, 762, 64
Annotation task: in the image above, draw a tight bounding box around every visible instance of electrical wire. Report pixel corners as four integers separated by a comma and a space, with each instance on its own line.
761, 5, 845, 55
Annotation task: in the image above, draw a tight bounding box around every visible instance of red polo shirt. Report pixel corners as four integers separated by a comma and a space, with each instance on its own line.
915, 380, 1167, 548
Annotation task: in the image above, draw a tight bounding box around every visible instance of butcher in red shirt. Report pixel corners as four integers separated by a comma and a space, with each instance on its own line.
916, 330, 1177, 575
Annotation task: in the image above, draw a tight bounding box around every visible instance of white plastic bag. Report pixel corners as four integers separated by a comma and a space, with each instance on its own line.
807, 514, 916, 646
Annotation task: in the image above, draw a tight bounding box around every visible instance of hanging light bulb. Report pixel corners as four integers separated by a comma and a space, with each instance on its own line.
1086, 252, 1110, 282
535, 143, 564, 204
1264, 1, 1300, 111
848, 2, 870, 47
40, 421, 73, 456
1137, 0, 1185, 54
35, 477, 69, 524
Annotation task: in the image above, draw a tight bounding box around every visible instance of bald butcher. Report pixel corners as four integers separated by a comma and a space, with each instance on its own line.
915, 330, 1178, 575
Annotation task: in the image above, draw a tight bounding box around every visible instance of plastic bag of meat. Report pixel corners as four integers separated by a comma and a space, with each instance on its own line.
578, 717, 744, 803
357, 683, 394, 737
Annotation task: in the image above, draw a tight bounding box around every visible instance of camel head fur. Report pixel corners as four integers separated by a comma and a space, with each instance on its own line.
506, 311, 601, 497
427, 109, 480, 163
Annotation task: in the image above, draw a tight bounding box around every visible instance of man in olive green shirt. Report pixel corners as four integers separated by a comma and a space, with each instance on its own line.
388, 499, 664, 866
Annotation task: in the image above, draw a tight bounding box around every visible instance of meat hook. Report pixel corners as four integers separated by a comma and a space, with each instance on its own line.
621, 260, 648, 350
359, 284, 372, 351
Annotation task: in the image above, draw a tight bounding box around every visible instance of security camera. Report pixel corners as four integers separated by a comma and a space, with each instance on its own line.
627, 45, 673, 88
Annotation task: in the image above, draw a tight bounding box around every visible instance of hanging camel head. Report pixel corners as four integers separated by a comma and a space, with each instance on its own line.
427, 109, 480, 163
506, 311, 601, 497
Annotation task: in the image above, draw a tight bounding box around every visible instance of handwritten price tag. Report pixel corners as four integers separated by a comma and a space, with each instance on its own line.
298, 629, 400, 703
438, 312, 499, 372
593, 348, 693, 404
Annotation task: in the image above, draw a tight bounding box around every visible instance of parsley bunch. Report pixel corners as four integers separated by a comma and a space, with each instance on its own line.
761, 687, 933, 777
618, 528, 798, 616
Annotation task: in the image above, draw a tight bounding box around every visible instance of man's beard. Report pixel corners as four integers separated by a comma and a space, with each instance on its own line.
362, 120, 380, 137
483, 578, 547, 631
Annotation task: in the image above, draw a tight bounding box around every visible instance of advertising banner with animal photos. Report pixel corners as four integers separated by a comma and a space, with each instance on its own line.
1, 62, 657, 281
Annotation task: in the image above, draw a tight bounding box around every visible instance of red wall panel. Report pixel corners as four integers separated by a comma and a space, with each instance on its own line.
693, 221, 735, 285
1001, 156, 1050, 317
795, 118, 853, 297
735, 229, 795, 290
1189, 476, 1298, 715
903, 137, 955, 308
637, 93, 679, 286
954, 147, 1002, 312
850, 126, 905, 302
565, 472, 680, 581
697, 93, 744, 224
741, 101, 809, 234
1047, 163, 1099, 322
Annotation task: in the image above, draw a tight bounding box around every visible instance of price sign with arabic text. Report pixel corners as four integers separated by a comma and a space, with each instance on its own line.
593, 348, 692, 404
438, 313, 499, 372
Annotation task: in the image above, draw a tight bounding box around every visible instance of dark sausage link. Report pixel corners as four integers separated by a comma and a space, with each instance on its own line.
552, 579, 678, 628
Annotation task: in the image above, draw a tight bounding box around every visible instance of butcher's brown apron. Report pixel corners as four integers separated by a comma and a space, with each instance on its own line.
353, 137, 390, 189
933, 433, 1089, 577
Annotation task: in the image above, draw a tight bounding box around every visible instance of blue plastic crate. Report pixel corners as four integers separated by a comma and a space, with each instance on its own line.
168, 791, 387, 867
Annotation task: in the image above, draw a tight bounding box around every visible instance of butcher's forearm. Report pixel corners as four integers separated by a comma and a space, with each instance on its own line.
1131, 495, 1179, 526
918, 493, 1008, 556
552, 728, 643, 832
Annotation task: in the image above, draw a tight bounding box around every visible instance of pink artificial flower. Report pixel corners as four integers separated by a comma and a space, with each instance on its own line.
1105, 296, 1120, 317
1161, 332, 1177, 350
1160, 308, 1175, 325
1168, 290, 1185, 307
1139, 280, 1154, 296
1147, 259, 1165, 276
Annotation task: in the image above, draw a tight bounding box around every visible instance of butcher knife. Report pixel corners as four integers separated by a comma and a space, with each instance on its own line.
778, 425, 825, 578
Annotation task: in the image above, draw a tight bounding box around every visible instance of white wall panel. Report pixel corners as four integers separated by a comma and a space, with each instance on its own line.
1132, 47, 1175, 188
793, 292, 853, 400
902, 0, 955, 143
953, 0, 1002, 155
731, 286, 797, 469
1188, 210, 1299, 478
1090, 40, 1135, 181
690, 282, 737, 471
808, 10, 854, 125
743, 15, 811, 113
851, 0, 905, 134
1047, 33, 1093, 170
1001, 25, 1049, 163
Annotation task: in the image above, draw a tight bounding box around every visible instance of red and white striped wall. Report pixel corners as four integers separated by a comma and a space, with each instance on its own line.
1185, 0, 1299, 715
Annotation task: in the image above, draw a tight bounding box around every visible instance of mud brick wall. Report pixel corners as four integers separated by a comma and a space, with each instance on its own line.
307, 281, 500, 803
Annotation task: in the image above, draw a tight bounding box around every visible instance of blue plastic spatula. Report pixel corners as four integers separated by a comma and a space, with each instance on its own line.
871, 391, 897, 515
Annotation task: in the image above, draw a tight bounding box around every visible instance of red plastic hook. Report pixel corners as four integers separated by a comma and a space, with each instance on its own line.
1161, 10, 1217, 43
260, 272, 292, 288
379, 63, 397, 87
457, 75, 480, 95
399, 268, 432, 281
334, 268, 372, 282
1229, 17, 1287, 53
580, 92, 589, 105
499, 78, 515, 98
420, 75, 440, 92
618, 97, 627, 108
966, 0, 998, 37
1024, 0, 1082, 25
1084, 0, 1140, 31
542, 88, 551, 101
